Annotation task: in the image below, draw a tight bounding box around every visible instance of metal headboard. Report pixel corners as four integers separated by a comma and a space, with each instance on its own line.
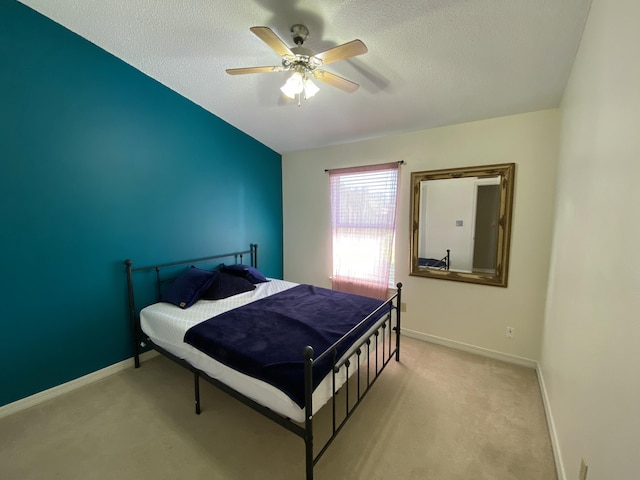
124, 244, 258, 367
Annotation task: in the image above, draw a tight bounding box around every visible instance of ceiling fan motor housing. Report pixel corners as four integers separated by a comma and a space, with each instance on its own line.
282, 49, 321, 71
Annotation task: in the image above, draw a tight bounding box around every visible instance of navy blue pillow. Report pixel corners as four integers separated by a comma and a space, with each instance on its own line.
202, 271, 256, 300
221, 264, 269, 284
161, 266, 217, 309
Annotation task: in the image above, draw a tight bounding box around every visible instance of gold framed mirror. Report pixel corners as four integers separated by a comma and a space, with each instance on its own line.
410, 163, 515, 287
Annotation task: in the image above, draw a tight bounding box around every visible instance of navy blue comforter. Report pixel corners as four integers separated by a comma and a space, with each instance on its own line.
183, 284, 386, 408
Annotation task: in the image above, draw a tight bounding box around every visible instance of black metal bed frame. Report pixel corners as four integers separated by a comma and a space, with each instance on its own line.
440, 249, 451, 270
125, 244, 402, 480
420, 249, 451, 270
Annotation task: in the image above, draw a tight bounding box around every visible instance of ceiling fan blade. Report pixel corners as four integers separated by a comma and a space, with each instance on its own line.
250, 26, 294, 57
226, 66, 286, 75
313, 39, 368, 66
312, 70, 360, 93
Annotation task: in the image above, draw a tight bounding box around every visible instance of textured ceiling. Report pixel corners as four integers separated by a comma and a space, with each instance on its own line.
19, 0, 592, 153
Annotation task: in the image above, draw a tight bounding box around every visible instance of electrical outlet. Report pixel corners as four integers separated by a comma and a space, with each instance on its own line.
579, 458, 588, 480
401, 302, 407, 312
506, 326, 514, 339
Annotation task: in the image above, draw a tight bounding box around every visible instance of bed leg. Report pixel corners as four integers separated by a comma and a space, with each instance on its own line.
304, 346, 314, 480
395, 282, 402, 362
305, 429, 313, 480
125, 259, 141, 368
194, 371, 201, 415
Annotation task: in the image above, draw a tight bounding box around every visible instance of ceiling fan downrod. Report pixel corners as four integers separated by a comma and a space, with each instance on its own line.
290, 24, 309, 46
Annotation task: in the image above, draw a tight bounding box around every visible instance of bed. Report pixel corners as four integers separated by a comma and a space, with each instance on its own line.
419, 248, 450, 270
125, 244, 402, 480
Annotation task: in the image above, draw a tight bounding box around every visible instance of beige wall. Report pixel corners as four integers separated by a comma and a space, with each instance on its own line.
540, 0, 640, 479
283, 109, 559, 362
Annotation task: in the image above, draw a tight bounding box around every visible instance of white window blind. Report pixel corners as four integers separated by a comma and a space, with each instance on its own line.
328, 162, 399, 300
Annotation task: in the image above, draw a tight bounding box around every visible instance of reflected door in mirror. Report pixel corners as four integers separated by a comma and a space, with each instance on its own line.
472, 184, 500, 273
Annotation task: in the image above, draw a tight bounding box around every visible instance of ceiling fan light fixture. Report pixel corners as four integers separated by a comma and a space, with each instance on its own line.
281, 71, 319, 101
280, 71, 304, 98
303, 77, 319, 98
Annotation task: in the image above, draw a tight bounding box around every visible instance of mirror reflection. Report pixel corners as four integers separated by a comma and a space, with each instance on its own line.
410, 163, 515, 287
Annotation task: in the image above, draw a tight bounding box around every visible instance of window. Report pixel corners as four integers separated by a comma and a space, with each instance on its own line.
328, 163, 399, 300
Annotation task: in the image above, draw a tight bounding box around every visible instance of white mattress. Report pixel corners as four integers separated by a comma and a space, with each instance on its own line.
140, 279, 380, 423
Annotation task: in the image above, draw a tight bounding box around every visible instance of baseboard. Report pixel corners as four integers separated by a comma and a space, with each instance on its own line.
402, 328, 538, 369
535, 363, 566, 480
0, 350, 158, 420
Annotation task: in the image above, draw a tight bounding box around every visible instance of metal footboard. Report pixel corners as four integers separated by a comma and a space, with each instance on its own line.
302, 283, 402, 479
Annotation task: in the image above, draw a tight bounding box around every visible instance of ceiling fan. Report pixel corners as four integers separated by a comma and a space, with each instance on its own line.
226, 25, 368, 105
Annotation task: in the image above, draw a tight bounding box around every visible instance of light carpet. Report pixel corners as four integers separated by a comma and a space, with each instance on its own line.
0, 337, 556, 479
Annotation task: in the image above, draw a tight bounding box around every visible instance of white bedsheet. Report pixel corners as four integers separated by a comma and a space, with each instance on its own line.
140, 279, 377, 423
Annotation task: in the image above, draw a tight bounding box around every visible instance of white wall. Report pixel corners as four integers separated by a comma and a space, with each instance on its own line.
540, 0, 640, 479
283, 109, 559, 361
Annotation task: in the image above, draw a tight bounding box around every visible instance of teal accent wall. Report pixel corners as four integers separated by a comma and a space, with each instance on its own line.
0, 2, 283, 406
